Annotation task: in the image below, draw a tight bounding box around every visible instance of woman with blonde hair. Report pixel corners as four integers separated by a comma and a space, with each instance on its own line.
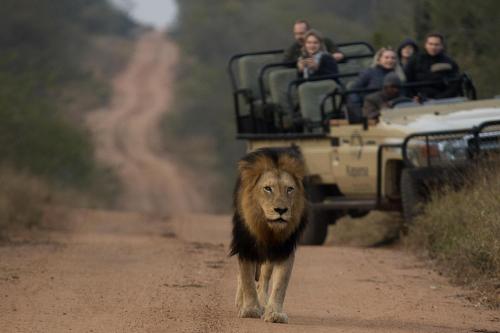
297, 29, 338, 79
349, 48, 402, 102
346, 47, 404, 122
371, 47, 406, 81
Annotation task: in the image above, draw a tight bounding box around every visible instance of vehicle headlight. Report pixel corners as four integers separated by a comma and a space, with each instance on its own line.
407, 138, 468, 167
437, 139, 469, 162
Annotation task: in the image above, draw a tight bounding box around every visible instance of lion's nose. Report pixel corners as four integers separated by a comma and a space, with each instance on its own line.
274, 207, 288, 215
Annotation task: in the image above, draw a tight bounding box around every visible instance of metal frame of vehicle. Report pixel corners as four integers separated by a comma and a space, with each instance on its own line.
401, 119, 500, 167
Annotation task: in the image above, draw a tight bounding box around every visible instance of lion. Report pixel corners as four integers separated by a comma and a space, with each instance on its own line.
230, 147, 308, 324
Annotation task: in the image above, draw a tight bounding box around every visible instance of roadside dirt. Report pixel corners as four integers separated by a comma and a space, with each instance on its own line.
0, 32, 498, 333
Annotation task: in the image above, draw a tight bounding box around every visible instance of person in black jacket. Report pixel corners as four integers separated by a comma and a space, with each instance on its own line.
397, 38, 419, 68
405, 33, 460, 99
297, 29, 338, 79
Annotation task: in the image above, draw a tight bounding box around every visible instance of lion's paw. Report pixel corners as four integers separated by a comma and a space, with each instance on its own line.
238, 305, 264, 319
264, 310, 288, 324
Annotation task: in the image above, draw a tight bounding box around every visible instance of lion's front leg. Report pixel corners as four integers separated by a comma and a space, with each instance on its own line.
264, 254, 294, 324
237, 258, 264, 318
257, 262, 273, 307
235, 275, 243, 311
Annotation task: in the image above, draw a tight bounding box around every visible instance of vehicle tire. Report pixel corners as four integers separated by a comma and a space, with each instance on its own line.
299, 182, 332, 246
300, 208, 330, 245
400, 168, 429, 225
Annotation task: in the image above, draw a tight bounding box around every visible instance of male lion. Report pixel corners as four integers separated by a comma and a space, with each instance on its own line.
230, 147, 307, 324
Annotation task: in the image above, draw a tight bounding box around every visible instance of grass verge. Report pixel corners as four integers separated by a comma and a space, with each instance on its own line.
405, 163, 500, 308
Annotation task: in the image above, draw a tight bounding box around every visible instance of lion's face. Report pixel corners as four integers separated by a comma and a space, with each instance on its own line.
237, 149, 306, 243
255, 170, 298, 232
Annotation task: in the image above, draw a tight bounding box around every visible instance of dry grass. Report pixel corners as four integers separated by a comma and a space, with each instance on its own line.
326, 211, 402, 247
0, 168, 53, 238
406, 163, 500, 308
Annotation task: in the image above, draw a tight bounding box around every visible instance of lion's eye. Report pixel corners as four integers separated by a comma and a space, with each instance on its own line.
264, 186, 273, 193
287, 187, 295, 194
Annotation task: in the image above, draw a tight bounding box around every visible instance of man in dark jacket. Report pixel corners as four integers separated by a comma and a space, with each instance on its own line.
405, 33, 461, 99
283, 19, 344, 63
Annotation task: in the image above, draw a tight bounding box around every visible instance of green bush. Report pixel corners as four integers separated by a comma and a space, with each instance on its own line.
0, 1, 135, 233
0, 0, 135, 187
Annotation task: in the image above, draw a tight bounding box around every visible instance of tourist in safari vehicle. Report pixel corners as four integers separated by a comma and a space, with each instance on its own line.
405, 33, 460, 99
284, 19, 344, 63
397, 37, 419, 68
297, 30, 338, 79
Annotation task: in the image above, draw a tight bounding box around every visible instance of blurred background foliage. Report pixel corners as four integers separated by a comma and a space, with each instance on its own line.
0, 0, 136, 191
165, 0, 500, 211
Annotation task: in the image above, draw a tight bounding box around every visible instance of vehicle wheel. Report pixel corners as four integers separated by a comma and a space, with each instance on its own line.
400, 168, 428, 225
300, 182, 332, 245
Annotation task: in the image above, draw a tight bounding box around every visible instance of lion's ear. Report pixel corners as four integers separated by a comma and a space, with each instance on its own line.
237, 159, 250, 174
278, 155, 306, 181
237, 160, 261, 189
238, 159, 258, 177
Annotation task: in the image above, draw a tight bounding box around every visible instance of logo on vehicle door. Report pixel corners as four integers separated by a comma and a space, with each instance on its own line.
346, 165, 369, 177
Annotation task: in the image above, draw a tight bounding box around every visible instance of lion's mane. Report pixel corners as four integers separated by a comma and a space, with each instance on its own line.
230, 147, 308, 262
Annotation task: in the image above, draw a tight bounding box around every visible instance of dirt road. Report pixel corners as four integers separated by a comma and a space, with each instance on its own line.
1, 33, 498, 333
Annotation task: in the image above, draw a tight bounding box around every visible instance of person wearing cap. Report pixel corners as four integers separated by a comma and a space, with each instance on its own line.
362, 73, 410, 119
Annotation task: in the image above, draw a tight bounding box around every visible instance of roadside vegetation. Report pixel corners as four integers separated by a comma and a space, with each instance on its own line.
0, 0, 137, 236
406, 162, 500, 308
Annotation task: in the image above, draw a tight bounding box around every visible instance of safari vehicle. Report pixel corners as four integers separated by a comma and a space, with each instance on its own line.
228, 42, 500, 245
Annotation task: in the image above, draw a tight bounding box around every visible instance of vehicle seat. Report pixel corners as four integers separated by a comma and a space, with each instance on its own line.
268, 68, 299, 125
238, 54, 282, 100
337, 43, 373, 75
298, 80, 338, 126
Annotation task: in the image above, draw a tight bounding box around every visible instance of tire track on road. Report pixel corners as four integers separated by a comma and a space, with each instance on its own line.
87, 32, 207, 216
